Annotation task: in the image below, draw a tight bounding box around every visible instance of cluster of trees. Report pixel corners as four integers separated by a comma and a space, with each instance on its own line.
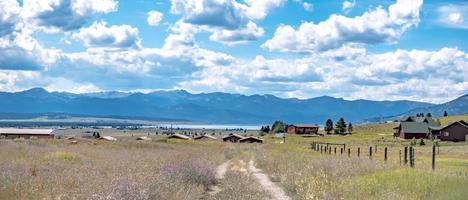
260, 121, 288, 135
324, 118, 353, 135
416, 113, 432, 117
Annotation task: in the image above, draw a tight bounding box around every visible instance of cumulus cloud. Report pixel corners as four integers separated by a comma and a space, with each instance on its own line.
170, 0, 284, 45
209, 21, 264, 45
263, 0, 423, 53
147, 10, 163, 26
0, 0, 22, 37
342, 1, 355, 14
438, 4, 468, 29
22, 0, 117, 32
73, 21, 141, 49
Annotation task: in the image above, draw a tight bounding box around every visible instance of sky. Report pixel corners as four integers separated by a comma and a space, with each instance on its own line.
0, 0, 467, 103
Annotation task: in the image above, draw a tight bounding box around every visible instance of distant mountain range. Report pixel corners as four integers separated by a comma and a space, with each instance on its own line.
0, 88, 466, 124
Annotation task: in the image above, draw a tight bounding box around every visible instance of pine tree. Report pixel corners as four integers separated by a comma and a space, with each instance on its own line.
335, 118, 347, 135
325, 119, 333, 134
443, 111, 448, 117
426, 113, 432, 117
348, 123, 353, 134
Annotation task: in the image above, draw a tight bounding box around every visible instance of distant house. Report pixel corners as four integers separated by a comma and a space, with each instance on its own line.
222, 133, 245, 143
0, 128, 62, 139
439, 120, 468, 142
193, 134, 217, 140
167, 133, 191, 140
287, 124, 319, 135
239, 136, 263, 143
394, 116, 441, 139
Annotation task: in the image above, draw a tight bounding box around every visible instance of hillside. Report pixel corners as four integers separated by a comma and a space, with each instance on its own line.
405, 94, 468, 117
0, 88, 446, 124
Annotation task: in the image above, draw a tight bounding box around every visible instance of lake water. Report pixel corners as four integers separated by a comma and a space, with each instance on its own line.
142, 124, 262, 130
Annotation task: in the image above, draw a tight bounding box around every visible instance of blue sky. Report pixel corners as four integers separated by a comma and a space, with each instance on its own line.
0, 0, 467, 103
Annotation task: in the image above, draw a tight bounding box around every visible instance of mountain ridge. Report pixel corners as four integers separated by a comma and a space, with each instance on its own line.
0, 88, 463, 124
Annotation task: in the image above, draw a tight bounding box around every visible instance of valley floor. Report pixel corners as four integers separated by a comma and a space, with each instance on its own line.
0, 115, 467, 199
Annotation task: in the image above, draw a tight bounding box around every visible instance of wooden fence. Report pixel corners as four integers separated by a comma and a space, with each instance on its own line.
310, 142, 437, 170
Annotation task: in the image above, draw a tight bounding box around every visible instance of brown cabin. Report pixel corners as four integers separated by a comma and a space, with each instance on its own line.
222, 133, 245, 143
394, 116, 441, 139
239, 136, 263, 143
439, 120, 468, 142
287, 124, 319, 134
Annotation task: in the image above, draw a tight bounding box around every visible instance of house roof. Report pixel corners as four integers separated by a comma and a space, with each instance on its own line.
0, 128, 55, 135
440, 120, 468, 131
222, 133, 245, 139
194, 135, 217, 140
239, 136, 263, 142
400, 122, 430, 134
400, 116, 415, 122
292, 124, 318, 128
168, 133, 191, 140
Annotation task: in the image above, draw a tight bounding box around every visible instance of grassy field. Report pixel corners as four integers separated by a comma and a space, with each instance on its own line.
0, 115, 467, 199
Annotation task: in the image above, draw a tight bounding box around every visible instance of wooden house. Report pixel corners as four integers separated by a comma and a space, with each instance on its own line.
394, 116, 441, 139
287, 124, 319, 134
222, 133, 245, 143
0, 128, 61, 139
439, 120, 468, 142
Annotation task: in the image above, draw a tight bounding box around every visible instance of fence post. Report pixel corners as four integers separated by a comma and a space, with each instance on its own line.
384, 147, 388, 162
432, 144, 436, 171
375, 145, 377, 153
348, 148, 350, 157
320, 145, 323, 153
334, 147, 337, 154
369, 146, 373, 159
329, 147, 331, 154
341, 148, 343, 155
409, 146, 414, 168
404, 146, 408, 165
399, 149, 402, 166
358, 147, 360, 157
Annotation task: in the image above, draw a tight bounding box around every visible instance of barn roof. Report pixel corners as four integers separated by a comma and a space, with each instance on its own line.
0, 128, 55, 135
239, 136, 263, 143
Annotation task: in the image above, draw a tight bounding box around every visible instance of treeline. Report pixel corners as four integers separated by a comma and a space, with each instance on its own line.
324, 118, 353, 135
260, 121, 288, 135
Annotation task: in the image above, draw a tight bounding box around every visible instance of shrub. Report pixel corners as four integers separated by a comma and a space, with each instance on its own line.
160, 159, 216, 188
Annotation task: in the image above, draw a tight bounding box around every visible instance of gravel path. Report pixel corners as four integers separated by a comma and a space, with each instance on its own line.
248, 160, 291, 200
208, 161, 230, 195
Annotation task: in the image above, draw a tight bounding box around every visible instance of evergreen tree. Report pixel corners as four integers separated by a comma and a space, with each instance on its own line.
324, 119, 333, 134
265, 125, 270, 133
426, 113, 432, 117
271, 121, 287, 133
443, 111, 448, 117
348, 123, 353, 134
335, 118, 347, 135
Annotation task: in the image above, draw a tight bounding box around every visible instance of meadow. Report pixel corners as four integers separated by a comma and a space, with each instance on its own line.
0, 115, 467, 199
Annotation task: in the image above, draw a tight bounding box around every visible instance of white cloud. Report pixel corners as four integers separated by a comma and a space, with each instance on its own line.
209, 21, 264, 45
438, 4, 468, 29
147, 10, 163, 26
170, 0, 284, 45
0, 0, 22, 37
303, 3, 313, 12
22, 0, 118, 32
263, 0, 423, 53
73, 21, 141, 49
342, 0, 355, 14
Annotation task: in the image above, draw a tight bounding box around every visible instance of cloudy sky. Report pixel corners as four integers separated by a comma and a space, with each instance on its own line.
0, 0, 467, 103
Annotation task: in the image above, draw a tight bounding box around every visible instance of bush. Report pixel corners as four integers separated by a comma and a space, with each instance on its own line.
419, 138, 425, 146
160, 159, 216, 188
